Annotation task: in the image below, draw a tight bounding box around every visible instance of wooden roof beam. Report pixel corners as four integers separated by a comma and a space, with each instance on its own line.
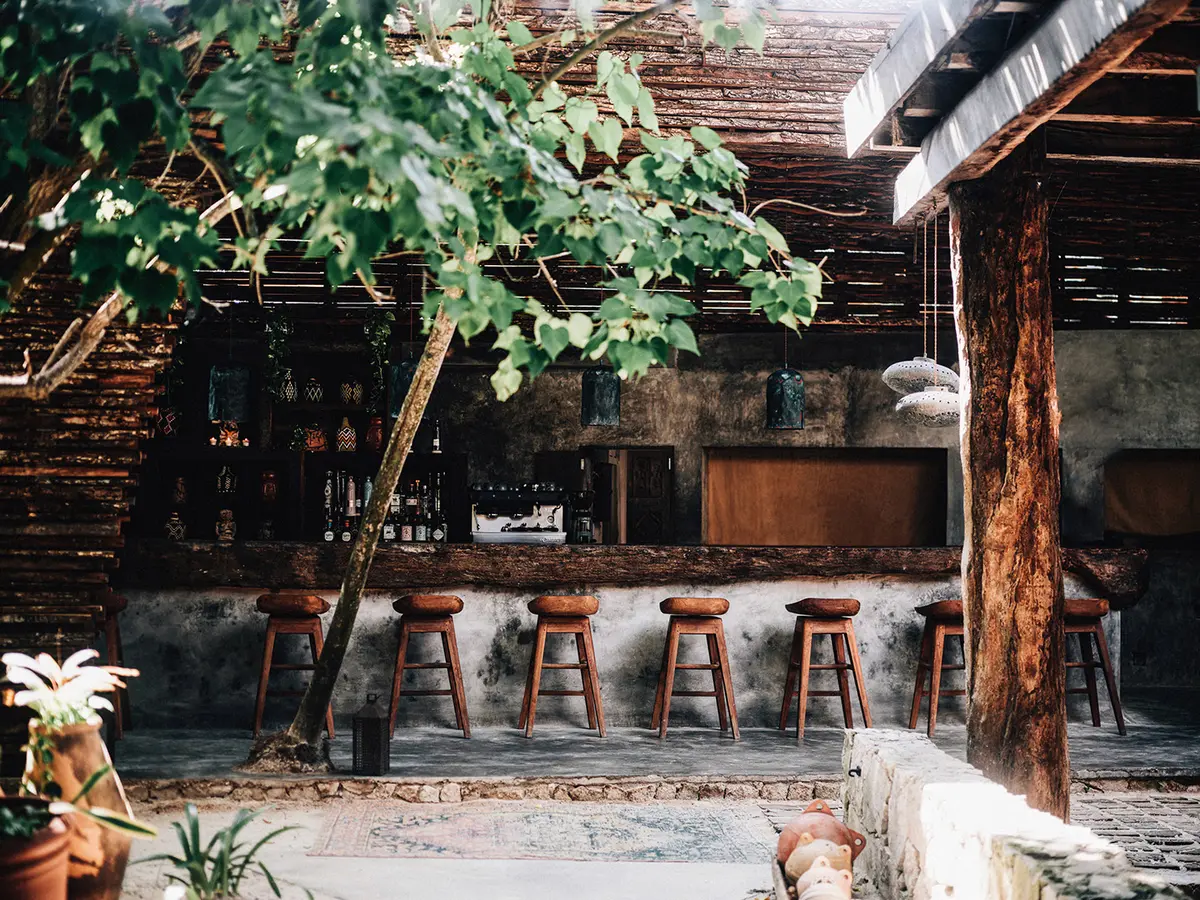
892, 0, 1190, 224
843, 0, 1003, 158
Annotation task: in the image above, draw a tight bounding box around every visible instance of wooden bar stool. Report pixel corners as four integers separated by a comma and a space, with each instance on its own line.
388, 594, 470, 738
651, 597, 739, 740
1065, 598, 1126, 736
779, 598, 871, 741
519, 595, 605, 738
252, 591, 335, 738
98, 590, 131, 740
908, 599, 965, 737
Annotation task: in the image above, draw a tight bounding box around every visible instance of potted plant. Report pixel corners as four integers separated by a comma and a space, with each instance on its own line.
4, 649, 157, 900
0, 796, 70, 900
139, 803, 305, 899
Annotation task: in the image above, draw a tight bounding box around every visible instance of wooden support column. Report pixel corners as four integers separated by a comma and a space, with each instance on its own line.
949, 143, 1069, 819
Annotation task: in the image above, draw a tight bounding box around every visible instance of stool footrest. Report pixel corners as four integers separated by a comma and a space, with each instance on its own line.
919, 662, 966, 670
269, 664, 317, 672
670, 690, 719, 698
403, 662, 450, 670
536, 689, 587, 697
541, 663, 587, 670
675, 663, 719, 670
919, 689, 967, 697
805, 690, 849, 697
398, 689, 453, 697
803, 663, 852, 671
1065, 661, 1101, 669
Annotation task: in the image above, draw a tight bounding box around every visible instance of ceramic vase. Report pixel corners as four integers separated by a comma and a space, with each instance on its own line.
340, 380, 364, 406
216, 509, 236, 541
304, 424, 328, 452
26, 722, 134, 900
163, 512, 186, 541
365, 417, 384, 452
154, 407, 178, 438
279, 369, 297, 403
336, 417, 357, 452
0, 798, 70, 900
303, 378, 324, 403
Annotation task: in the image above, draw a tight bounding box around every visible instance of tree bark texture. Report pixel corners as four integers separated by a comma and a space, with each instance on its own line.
949, 144, 1069, 819
288, 304, 456, 748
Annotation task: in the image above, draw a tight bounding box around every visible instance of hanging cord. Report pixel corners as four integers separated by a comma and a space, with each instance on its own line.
932, 212, 940, 385
922, 217, 929, 360
783, 328, 788, 370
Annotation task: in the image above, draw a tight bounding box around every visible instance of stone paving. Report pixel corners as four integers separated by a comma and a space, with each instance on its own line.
1073, 794, 1200, 873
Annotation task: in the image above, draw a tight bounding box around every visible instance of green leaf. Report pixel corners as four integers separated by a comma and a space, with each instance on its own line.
538, 321, 569, 359
507, 21, 534, 45
755, 216, 790, 255
636, 87, 658, 133
564, 98, 598, 135
665, 318, 699, 355
596, 51, 617, 89
588, 117, 623, 162
566, 312, 593, 347
691, 126, 723, 150
741, 11, 766, 53
565, 131, 586, 172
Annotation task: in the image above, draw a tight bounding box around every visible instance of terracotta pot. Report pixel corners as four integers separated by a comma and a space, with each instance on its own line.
777, 798, 865, 865
0, 797, 70, 900
27, 721, 134, 900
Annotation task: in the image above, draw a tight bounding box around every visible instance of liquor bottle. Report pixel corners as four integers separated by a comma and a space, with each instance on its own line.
430, 471, 447, 543
400, 488, 415, 542
383, 489, 399, 542
354, 475, 363, 523
414, 489, 428, 542
322, 471, 335, 542
341, 475, 356, 542
431, 418, 443, 454
323, 506, 335, 543
363, 475, 373, 512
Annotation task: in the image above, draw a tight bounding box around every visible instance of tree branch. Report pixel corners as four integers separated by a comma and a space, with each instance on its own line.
0, 190, 243, 402
532, 0, 683, 100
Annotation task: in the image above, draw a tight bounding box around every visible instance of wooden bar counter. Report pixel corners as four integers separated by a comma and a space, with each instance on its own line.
121, 540, 1147, 607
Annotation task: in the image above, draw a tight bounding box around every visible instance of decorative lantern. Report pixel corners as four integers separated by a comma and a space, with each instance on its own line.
389, 359, 418, 420
336, 417, 357, 452
303, 377, 325, 404
340, 379, 364, 406
156, 406, 179, 438
581, 366, 620, 427
351, 693, 390, 776
208, 364, 252, 423
216, 465, 237, 496
164, 511, 187, 541
895, 384, 960, 428
279, 369, 298, 403
218, 420, 241, 448
766, 368, 805, 430
881, 357, 959, 395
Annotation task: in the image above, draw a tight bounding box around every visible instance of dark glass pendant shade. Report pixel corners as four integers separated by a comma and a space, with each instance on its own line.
766, 367, 805, 429
208, 364, 251, 423
388, 359, 418, 420
581, 366, 620, 427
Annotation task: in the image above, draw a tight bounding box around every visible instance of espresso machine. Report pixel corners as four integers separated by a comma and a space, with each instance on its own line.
470, 483, 568, 544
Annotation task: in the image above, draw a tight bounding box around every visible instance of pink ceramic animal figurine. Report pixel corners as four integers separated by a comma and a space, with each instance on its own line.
784, 834, 852, 884
795, 856, 853, 900
778, 799, 866, 865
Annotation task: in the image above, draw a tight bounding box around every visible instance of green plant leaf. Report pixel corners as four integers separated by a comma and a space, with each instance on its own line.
636, 87, 658, 133
588, 118, 623, 162
755, 216, 790, 255
506, 21, 533, 45
691, 126, 723, 150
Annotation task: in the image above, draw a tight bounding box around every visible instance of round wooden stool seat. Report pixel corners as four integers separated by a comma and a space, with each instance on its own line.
1065, 598, 1108, 619
256, 592, 330, 617
787, 598, 860, 617
915, 599, 963, 619
394, 594, 464, 616
660, 597, 729, 616
528, 595, 599, 616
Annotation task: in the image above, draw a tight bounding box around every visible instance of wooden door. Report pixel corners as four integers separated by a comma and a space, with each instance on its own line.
625, 449, 673, 545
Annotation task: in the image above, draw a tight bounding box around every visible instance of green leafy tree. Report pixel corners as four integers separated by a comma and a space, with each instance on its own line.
0, 0, 821, 768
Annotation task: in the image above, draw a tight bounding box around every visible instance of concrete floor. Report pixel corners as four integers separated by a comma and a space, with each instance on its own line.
113, 689, 1200, 781
120, 801, 781, 900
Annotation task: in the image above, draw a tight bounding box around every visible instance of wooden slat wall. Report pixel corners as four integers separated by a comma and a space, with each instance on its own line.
0, 275, 173, 658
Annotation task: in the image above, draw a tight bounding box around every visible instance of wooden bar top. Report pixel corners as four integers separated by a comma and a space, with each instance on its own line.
119, 540, 1148, 607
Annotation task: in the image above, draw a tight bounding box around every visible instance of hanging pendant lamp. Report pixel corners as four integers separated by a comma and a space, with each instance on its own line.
581, 365, 620, 426
895, 213, 960, 428
766, 329, 805, 429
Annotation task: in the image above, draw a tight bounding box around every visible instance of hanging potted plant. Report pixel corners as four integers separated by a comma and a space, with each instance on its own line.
4, 650, 156, 900
364, 308, 394, 414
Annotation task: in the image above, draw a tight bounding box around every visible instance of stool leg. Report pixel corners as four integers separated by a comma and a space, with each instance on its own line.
575, 632, 598, 730
253, 619, 278, 737
831, 630, 854, 728
658, 619, 681, 739
582, 619, 606, 737
779, 619, 802, 731
651, 625, 672, 729
518, 626, 538, 731
443, 622, 470, 739
909, 622, 933, 730
845, 619, 872, 729
309, 623, 335, 739
104, 613, 125, 740
1077, 630, 1102, 727
438, 629, 465, 733
709, 620, 739, 740
1092, 621, 1127, 736
796, 619, 814, 742
389, 619, 412, 736
927, 623, 946, 738
523, 619, 548, 738
707, 632, 730, 732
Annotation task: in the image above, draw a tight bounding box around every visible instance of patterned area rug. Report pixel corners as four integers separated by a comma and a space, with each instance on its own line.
310, 801, 777, 863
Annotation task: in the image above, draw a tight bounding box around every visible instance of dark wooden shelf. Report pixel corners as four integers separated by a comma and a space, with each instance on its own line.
151, 446, 295, 463
118, 541, 1148, 605
271, 403, 372, 415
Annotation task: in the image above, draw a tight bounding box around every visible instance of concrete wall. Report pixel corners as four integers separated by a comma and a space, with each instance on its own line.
842, 729, 1184, 900
121, 573, 1099, 730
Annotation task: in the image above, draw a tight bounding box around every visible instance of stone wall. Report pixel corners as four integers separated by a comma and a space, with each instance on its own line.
841, 729, 1184, 900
